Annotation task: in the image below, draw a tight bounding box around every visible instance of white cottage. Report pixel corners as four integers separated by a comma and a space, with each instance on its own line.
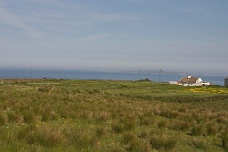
179, 76, 205, 86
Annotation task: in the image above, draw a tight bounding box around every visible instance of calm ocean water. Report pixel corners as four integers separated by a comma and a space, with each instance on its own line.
0, 68, 226, 86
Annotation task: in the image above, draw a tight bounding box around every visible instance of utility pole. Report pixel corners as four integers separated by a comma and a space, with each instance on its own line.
159, 68, 161, 82
30, 67, 32, 79
139, 68, 141, 80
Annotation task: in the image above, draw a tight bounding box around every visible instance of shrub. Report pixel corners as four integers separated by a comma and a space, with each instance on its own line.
19, 125, 66, 147
112, 123, 124, 134
96, 127, 106, 137
126, 139, 150, 152
96, 111, 110, 122
217, 114, 228, 124
192, 113, 204, 123
191, 125, 205, 136
64, 126, 97, 149
178, 107, 187, 113
41, 109, 58, 121
150, 134, 177, 151
163, 137, 177, 151
0, 112, 8, 125
123, 119, 136, 131
111, 147, 124, 152
169, 120, 190, 131
192, 138, 207, 150
37, 128, 66, 147
159, 110, 179, 119
38, 86, 51, 93
150, 135, 164, 150
206, 123, 219, 135
221, 129, 228, 150
6, 110, 17, 123
122, 132, 136, 144
138, 130, 149, 139
23, 111, 34, 123
139, 117, 155, 126
149, 129, 177, 151
157, 120, 167, 128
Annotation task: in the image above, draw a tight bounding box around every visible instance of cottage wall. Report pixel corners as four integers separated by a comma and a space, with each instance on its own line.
196, 78, 203, 84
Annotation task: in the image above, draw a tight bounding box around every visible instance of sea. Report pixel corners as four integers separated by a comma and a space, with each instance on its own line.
0, 68, 226, 86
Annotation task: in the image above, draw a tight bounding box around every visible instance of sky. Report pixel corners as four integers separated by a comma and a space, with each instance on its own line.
0, 0, 228, 73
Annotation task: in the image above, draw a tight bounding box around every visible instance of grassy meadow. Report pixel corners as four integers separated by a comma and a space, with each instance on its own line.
0, 79, 228, 152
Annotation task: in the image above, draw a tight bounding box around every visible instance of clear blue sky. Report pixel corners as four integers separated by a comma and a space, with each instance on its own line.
0, 0, 228, 73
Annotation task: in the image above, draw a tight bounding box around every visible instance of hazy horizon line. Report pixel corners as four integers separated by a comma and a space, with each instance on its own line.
0, 66, 227, 76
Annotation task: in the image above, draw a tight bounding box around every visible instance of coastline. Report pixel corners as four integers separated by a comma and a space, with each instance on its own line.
0, 68, 226, 86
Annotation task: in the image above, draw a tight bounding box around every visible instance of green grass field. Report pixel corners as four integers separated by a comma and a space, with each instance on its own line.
0, 79, 228, 152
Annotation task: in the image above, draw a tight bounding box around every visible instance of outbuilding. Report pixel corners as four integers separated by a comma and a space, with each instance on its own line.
225, 77, 228, 87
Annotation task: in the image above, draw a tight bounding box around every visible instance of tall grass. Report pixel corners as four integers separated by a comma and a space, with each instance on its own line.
0, 79, 227, 151
149, 129, 177, 151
